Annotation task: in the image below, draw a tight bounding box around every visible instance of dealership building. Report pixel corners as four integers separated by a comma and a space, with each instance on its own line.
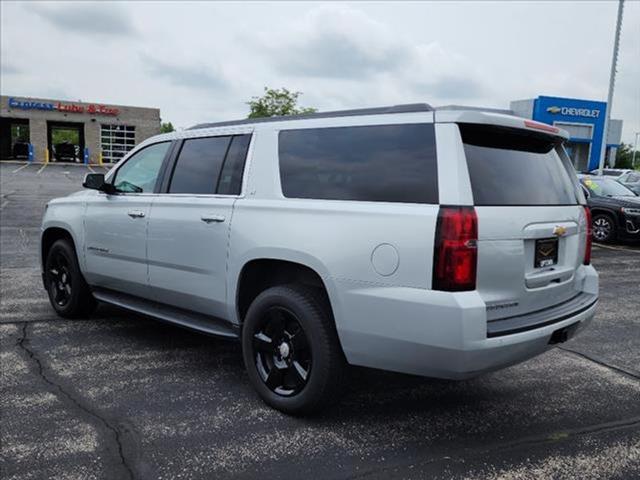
0, 95, 161, 164
509, 95, 623, 172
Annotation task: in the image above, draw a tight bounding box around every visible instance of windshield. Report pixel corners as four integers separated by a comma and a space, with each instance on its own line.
582, 177, 636, 197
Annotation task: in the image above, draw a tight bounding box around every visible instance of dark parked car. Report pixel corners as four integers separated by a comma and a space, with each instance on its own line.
12, 141, 29, 159
618, 171, 640, 195
579, 175, 640, 242
53, 142, 77, 162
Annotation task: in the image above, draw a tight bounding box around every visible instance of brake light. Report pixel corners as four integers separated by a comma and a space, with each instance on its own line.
524, 120, 560, 134
433, 206, 478, 291
583, 206, 592, 265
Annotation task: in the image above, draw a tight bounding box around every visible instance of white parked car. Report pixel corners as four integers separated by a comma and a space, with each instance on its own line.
588, 168, 632, 179
41, 104, 598, 414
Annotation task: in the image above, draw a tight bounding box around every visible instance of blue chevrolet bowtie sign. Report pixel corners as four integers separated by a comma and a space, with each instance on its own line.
545, 105, 600, 118
532, 96, 607, 171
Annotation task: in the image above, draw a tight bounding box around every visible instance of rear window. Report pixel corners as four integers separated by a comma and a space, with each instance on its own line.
460, 124, 578, 206
279, 123, 438, 204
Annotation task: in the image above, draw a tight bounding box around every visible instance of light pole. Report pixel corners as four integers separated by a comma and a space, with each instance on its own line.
633, 132, 639, 168
597, 0, 625, 176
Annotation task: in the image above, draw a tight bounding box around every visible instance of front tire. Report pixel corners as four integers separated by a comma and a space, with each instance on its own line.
242, 285, 346, 415
592, 214, 616, 243
45, 239, 96, 318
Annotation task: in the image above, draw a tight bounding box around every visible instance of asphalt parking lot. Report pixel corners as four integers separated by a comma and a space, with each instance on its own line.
1, 162, 639, 480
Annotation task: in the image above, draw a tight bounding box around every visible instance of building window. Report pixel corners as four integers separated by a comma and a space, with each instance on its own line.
101, 124, 136, 163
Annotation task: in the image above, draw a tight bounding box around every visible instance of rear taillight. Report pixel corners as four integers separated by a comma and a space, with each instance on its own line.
583, 206, 592, 265
433, 206, 478, 291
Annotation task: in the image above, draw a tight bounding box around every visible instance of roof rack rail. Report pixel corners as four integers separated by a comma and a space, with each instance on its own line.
188, 103, 433, 130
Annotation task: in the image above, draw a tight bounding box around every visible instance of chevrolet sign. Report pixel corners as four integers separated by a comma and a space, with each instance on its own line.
546, 105, 600, 118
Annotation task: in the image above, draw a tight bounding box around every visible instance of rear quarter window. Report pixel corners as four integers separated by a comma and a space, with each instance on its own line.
278, 123, 438, 204
460, 124, 578, 206
169, 136, 230, 194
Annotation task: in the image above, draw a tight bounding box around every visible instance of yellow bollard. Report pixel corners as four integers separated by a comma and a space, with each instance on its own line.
45, 148, 49, 164
99, 151, 103, 166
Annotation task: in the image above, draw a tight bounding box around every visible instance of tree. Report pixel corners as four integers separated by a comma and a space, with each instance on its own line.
160, 122, 175, 134
614, 143, 639, 170
247, 87, 317, 119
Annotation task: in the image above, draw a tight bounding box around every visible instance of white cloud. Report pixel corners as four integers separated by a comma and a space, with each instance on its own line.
27, 1, 136, 36
264, 5, 408, 79
140, 54, 228, 91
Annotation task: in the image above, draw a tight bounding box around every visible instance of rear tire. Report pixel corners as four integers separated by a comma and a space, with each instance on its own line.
592, 214, 616, 243
45, 239, 96, 318
242, 284, 346, 415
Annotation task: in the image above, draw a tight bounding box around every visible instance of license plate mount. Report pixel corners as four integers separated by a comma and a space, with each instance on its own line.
535, 237, 558, 268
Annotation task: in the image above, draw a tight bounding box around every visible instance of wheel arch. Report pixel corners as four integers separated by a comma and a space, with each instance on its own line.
232, 254, 339, 328
590, 208, 620, 226
41, 226, 78, 271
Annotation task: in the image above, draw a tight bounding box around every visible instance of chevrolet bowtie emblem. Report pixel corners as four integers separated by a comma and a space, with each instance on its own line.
553, 226, 567, 237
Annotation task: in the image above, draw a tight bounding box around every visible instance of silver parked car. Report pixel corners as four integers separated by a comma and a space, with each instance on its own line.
41, 104, 598, 414
618, 170, 640, 195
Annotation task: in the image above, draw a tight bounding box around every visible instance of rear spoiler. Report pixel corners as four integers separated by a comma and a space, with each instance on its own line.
435, 110, 570, 141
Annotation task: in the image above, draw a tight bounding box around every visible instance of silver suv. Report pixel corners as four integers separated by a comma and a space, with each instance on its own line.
41, 104, 598, 414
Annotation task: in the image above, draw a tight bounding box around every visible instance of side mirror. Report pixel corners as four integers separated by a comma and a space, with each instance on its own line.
83, 173, 115, 194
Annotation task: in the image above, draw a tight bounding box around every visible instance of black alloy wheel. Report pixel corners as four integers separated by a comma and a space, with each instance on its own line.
48, 251, 73, 308
45, 239, 96, 318
242, 284, 346, 415
253, 306, 312, 396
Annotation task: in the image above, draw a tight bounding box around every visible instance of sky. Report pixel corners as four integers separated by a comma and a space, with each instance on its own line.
1, 1, 639, 143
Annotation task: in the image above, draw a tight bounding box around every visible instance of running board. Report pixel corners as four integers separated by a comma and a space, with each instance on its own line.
92, 288, 239, 340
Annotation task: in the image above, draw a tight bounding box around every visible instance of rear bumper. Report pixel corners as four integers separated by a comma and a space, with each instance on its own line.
334, 265, 599, 379
486, 292, 597, 338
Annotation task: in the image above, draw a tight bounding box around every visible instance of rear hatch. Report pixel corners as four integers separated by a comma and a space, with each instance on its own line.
459, 122, 587, 320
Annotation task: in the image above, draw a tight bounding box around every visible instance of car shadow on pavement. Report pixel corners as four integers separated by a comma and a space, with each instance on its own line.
87, 302, 511, 419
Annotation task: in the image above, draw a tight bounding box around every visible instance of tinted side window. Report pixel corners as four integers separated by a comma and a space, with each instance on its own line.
460, 124, 577, 206
169, 136, 231, 194
279, 124, 438, 204
217, 134, 251, 195
112, 142, 170, 193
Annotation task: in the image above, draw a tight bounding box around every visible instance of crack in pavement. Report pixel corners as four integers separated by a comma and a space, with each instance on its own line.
16, 322, 137, 480
558, 346, 640, 381
347, 415, 640, 479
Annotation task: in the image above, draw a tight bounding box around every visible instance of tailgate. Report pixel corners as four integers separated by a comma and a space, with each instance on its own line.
458, 122, 588, 320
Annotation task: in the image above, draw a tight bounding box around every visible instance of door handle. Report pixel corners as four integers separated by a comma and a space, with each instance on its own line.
127, 210, 146, 218
201, 214, 225, 224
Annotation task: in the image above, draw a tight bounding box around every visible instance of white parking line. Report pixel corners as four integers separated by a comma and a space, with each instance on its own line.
593, 243, 640, 253
11, 164, 30, 174
37, 163, 48, 175
87, 165, 96, 173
